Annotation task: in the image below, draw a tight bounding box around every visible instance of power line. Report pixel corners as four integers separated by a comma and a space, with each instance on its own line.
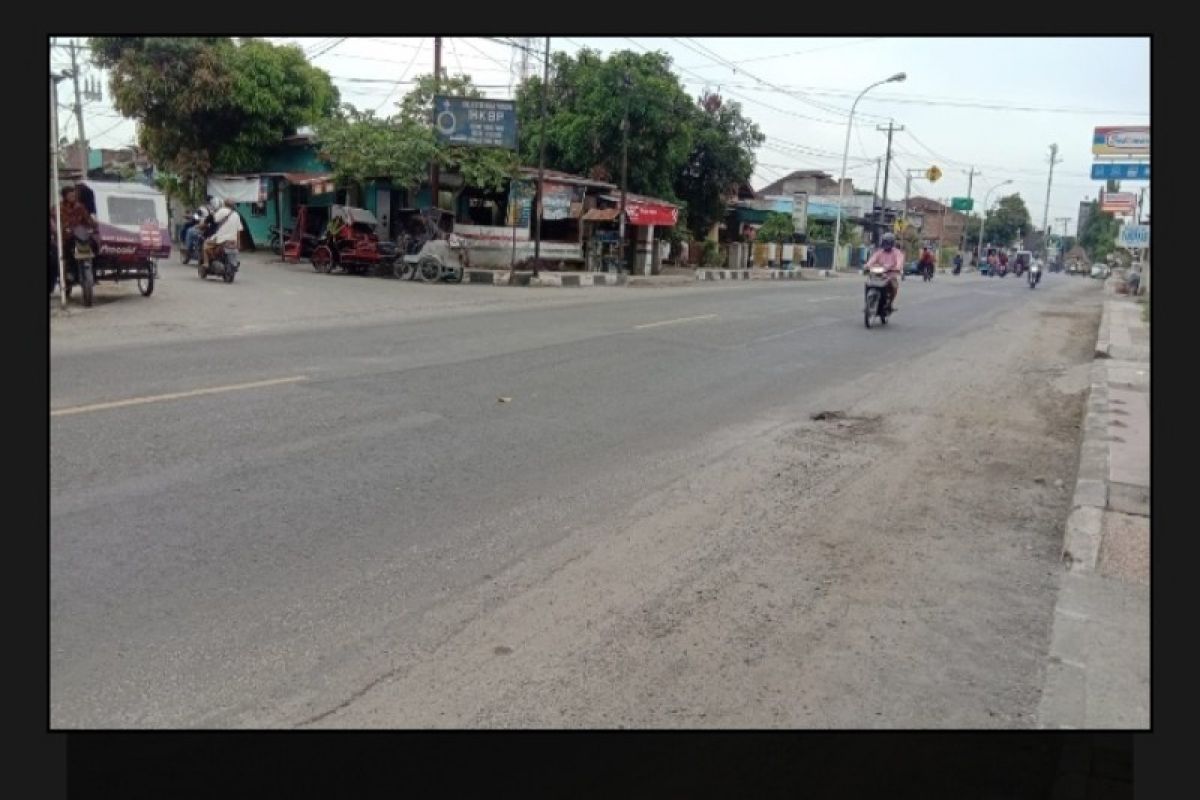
676, 38, 882, 70
374, 37, 426, 114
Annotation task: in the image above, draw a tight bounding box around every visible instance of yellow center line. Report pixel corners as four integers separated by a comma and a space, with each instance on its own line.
51, 375, 309, 418
633, 314, 719, 330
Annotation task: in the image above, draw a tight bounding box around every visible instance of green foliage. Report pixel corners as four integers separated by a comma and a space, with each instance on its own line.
982, 193, 1032, 248
515, 48, 696, 202
756, 212, 794, 243
675, 93, 764, 239
314, 105, 435, 192
1078, 200, 1120, 263
700, 240, 722, 267
516, 53, 760, 240
90, 37, 338, 199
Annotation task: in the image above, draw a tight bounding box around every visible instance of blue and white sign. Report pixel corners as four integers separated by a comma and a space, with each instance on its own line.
1091, 162, 1150, 181
1116, 224, 1150, 249
433, 95, 518, 149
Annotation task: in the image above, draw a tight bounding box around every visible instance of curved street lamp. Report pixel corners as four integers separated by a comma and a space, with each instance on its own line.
976, 180, 1013, 266
833, 72, 906, 270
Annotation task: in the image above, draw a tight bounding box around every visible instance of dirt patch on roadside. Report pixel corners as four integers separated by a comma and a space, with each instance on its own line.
314, 290, 1103, 729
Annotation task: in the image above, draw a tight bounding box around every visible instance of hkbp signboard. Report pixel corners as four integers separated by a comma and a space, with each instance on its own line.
1117, 224, 1150, 250
434, 96, 518, 150
1092, 126, 1149, 157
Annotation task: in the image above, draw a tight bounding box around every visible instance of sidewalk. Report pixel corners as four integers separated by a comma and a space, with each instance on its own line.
1037, 293, 1149, 729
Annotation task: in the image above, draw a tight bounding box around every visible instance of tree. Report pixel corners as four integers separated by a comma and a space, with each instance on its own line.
756, 212, 794, 243
982, 193, 1031, 248
515, 48, 697, 202
1078, 200, 1120, 262
314, 105, 435, 198
90, 37, 338, 206
674, 93, 764, 239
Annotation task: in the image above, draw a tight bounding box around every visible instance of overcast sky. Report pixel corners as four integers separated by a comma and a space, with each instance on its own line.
52, 36, 1149, 230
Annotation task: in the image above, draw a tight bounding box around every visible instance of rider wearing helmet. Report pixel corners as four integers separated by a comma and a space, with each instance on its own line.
864, 232, 904, 310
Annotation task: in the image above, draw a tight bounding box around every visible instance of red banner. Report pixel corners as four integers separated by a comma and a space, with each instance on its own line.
625, 201, 678, 227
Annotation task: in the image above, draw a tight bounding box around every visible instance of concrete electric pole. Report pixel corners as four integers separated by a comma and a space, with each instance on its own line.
1041, 143, 1062, 260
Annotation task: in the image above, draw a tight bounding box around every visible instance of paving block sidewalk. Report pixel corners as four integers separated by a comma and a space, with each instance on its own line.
1038, 295, 1149, 729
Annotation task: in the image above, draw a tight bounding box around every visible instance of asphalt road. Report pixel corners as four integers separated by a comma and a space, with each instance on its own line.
50, 266, 1096, 727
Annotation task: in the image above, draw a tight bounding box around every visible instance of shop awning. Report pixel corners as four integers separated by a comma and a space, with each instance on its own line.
282, 173, 336, 194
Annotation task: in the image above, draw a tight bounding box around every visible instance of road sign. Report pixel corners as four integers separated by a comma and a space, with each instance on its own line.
1091, 162, 1150, 181
1101, 191, 1138, 214
433, 95, 518, 149
950, 197, 974, 212
926, 165, 942, 182
1116, 224, 1150, 249
1093, 126, 1149, 157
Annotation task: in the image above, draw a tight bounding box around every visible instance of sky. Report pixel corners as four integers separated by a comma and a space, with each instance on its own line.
50, 36, 1149, 231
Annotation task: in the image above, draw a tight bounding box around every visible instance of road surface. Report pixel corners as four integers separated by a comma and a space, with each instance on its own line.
51, 262, 1101, 727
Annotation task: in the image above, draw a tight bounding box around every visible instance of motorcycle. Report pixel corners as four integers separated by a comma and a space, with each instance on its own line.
1027, 262, 1042, 289
863, 266, 894, 328
197, 242, 240, 283
921, 261, 934, 282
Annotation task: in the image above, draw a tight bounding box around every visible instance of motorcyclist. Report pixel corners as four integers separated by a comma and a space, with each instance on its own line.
918, 246, 935, 278
185, 199, 217, 262
202, 199, 243, 267
57, 185, 97, 284
953, 252, 963, 275
863, 232, 904, 311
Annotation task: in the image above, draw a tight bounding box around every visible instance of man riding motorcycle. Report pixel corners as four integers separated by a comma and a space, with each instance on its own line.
203, 199, 243, 267
918, 246, 935, 279
863, 232, 904, 311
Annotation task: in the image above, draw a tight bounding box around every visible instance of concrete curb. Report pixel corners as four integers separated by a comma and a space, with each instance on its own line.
696, 269, 752, 281
1039, 296, 1151, 730
1061, 348, 1112, 572
464, 270, 624, 287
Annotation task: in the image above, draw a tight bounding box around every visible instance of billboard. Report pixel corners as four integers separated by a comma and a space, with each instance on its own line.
1100, 192, 1138, 214
434, 96, 518, 149
1092, 126, 1150, 157
1116, 224, 1149, 249
1091, 162, 1150, 181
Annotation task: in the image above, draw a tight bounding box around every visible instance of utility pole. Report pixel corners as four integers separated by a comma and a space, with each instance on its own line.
532, 37, 549, 275
871, 157, 882, 244
51, 70, 68, 309
68, 40, 89, 176
876, 121, 902, 238
618, 72, 632, 273
960, 166, 978, 253
430, 37, 442, 211
1041, 143, 1062, 260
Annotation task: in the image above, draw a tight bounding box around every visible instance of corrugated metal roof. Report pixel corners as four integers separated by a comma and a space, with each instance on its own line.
581, 208, 621, 222
518, 168, 615, 190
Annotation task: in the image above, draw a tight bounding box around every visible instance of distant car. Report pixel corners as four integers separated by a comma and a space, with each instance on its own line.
1091, 263, 1111, 279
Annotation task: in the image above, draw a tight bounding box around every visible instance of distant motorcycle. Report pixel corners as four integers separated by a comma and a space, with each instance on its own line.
1028, 261, 1042, 289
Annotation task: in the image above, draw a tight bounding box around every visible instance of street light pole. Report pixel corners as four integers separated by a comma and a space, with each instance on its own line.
975, 180, 1012, 266
834, 72, 905, 270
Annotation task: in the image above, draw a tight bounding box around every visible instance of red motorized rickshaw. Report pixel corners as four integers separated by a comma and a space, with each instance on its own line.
55, 181, 170, 307
291, 205, 398, 276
